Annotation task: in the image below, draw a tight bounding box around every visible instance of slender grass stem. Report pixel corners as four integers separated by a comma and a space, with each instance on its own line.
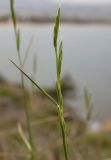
54, 8, 69, 160
21, 73, 36, 160
10, 0, 36, 159
10, 3, 68, 159
56, 71, 68, 160
17, 40, 36, 160
58, 105, 68, 160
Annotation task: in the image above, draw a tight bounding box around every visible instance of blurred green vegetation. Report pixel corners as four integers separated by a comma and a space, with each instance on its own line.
0, 76, 111, 159
0, 85, 23, 105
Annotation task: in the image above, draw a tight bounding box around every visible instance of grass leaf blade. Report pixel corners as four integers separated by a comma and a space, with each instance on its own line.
9, 59, 57, 106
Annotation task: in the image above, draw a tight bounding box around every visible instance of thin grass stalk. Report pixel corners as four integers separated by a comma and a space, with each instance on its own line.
9, 57, 68, 159
58, 105, 68, 160
10, 0, 36, 159
10, 6, 68, 160
54, 8, 68, 160
28, 54, 37, 114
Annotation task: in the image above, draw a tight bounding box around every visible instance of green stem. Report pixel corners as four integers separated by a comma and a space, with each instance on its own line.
58, 106, 68, 160
20, 57, 36, 160
10, 1, 36, 159
21, 73, 36, 155
55, 48, 68, 160
15, 30, 36, 160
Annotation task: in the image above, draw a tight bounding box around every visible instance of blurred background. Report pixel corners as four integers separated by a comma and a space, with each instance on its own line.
0, 0, 111, 159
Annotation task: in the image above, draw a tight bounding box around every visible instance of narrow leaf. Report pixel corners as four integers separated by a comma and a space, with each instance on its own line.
9, 59, 57, 106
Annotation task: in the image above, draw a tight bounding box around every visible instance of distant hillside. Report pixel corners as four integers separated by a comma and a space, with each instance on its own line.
1, 0, 111, 23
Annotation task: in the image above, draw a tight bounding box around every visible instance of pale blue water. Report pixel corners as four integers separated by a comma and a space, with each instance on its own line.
0, 24, 111, 121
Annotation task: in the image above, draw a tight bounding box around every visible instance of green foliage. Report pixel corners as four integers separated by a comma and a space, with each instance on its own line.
54, 8, 68, 160
8, 1, 110, 160
9, 59, 57, 106
10, 0, 37, 159
10, 7, 68, 160
46, 74, 77, 101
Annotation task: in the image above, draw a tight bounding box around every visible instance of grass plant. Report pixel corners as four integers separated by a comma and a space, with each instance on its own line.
10, 3, 68, 160
10, 0, 37, 159
8, 1, 111, 160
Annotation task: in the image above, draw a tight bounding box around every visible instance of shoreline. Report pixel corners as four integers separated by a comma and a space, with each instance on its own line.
1, 20, 111, 27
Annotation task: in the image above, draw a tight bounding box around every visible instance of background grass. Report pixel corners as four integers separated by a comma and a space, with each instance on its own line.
0, 0, 111, 160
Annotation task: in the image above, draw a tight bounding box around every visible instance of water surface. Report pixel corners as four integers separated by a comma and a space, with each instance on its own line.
0, 24, 111, 122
